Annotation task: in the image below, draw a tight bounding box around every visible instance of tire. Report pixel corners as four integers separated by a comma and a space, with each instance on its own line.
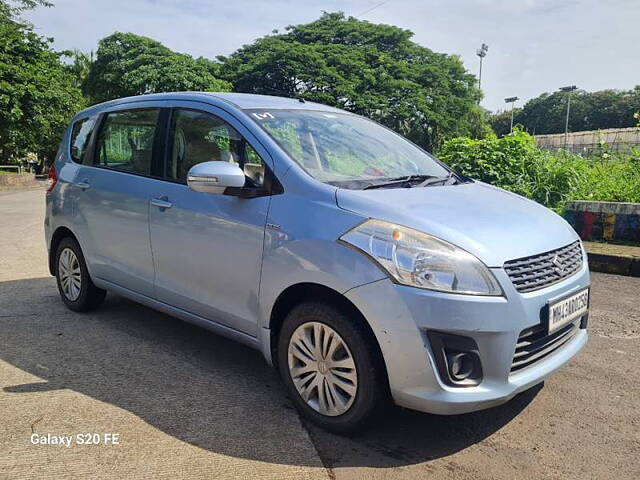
55, 237, 106, 312
278, 301, 385, 434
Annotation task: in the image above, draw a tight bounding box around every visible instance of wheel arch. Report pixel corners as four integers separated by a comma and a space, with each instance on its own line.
268, 282, 390, 394
48, 226, 79, 276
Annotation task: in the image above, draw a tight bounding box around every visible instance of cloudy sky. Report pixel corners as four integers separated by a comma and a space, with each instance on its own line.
25, 0, 640, 112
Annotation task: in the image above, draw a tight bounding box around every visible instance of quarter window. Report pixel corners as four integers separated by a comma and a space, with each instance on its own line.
70, 115, 98, 164
95, 109, 160, 175
167, 109, 266, 186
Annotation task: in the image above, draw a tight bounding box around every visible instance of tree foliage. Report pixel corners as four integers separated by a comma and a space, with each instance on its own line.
84, 32, 231, 104
0, 0, 51, 18
0, 1, 83, 162
65, 49, 92, 88
221, 12, 487, 151
490, 87, 640, 136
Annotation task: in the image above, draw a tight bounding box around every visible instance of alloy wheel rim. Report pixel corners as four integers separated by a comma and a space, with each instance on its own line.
58, 248, 82, 301
287, 322, 358, 417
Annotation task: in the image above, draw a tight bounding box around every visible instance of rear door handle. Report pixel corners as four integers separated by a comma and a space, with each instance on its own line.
151, 197, 173, 210
74, 181, 90, 190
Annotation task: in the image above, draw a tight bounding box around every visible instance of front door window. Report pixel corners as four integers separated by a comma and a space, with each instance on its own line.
167, 109, 266, 187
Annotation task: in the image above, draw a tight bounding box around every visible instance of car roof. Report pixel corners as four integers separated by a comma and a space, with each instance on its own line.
75, 92, 345, 119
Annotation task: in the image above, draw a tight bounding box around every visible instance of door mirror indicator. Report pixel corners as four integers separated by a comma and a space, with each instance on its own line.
187, 161, 246, 194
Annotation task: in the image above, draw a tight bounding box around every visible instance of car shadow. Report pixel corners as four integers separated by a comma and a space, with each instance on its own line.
1, 276, 540, 468
305, 384, 542, 468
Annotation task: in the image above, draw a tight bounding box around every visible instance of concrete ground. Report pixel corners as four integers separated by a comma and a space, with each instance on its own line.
0, 188, 327, 479
1, 188, 639, 479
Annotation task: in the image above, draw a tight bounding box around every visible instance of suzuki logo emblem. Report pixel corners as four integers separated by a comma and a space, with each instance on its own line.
552, 255, 565, 275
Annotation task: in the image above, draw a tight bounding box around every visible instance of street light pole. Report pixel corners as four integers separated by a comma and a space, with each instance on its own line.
559, 85, 577, 150
504, 96, 519, 133
476, 43, 488, 93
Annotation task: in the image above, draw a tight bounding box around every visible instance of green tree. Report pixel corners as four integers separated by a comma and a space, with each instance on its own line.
490, 87, 640, 136
0, 0, 84, 163
488, 108, 523, 136
0, 0, 51, 17
84, 32, 231, 104
221, 12, 486, 151
65, 49, 93, 89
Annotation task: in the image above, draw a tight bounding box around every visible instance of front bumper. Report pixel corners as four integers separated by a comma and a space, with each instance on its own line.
345, 261, 590, 415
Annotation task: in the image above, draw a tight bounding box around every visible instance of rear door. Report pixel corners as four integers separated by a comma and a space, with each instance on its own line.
148, 104, 274, 336
72, 104, 166, 296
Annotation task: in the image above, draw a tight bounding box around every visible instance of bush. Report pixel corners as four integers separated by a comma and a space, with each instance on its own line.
573, 151, 640, 203
438, 130, 587, 211
437, 130, 640, 211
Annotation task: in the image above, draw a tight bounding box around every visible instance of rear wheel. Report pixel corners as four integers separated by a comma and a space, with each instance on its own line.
55, 237, 106, 312
278, 301, 384, 434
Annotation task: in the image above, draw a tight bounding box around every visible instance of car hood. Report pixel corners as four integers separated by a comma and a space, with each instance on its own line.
335, 181, 579, 267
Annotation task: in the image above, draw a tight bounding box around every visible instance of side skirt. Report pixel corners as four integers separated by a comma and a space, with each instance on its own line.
93, 277, 264, 354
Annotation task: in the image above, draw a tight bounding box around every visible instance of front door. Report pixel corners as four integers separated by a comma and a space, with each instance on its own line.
149, 106, 272, 336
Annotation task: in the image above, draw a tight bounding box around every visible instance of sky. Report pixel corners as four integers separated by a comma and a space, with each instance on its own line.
24, 0, 640, 112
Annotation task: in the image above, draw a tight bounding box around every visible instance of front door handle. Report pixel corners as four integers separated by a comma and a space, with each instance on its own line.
74, 181, 90, 190
151, 197, 173, 210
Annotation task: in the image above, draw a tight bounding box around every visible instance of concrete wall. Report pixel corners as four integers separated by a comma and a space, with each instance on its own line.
0, 173, 36, 188
564, 200, 640, 244
535, 127, 640, 154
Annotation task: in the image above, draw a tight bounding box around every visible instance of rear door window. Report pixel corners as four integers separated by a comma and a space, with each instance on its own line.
70, 115, 98, 164
95, 109, 160, 176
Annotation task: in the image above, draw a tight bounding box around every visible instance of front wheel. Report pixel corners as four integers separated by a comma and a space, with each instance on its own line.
55, 237, 106, 312
278, 301, 385, 434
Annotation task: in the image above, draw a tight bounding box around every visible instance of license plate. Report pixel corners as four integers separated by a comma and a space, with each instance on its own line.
548, 288, 589, 334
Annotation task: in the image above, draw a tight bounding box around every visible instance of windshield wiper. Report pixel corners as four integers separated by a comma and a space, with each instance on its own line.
362, 174, 435, 190
416, 171, 457, 187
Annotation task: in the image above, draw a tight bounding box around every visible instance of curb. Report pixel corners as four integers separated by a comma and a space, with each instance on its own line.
587, 252, 640, 277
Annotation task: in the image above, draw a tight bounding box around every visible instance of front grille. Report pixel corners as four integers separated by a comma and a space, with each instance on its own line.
511, 320, 580, 373
504, 241, 583, 293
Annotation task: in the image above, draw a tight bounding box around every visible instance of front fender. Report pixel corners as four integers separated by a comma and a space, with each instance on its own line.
258, 191, 386, 330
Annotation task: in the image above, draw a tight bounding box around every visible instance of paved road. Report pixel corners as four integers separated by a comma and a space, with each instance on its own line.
1, 188, 639, 479
0, 189, 327, 479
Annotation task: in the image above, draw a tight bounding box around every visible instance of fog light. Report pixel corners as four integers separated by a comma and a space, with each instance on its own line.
448, 352, 474, 381
427, 331, 483, 387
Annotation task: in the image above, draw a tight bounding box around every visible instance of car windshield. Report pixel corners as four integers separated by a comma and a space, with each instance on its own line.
246, 109, 450, 189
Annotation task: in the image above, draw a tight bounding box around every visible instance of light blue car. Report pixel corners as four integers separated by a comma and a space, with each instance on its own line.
45, 93, 590, 433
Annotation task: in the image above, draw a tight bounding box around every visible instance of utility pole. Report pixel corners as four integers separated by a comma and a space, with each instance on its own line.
559, 85, 577, 150
504, 96, 519, 133
476, 43, 489, 93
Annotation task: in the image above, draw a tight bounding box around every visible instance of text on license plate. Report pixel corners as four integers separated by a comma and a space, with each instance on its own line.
548, 288, 589, 333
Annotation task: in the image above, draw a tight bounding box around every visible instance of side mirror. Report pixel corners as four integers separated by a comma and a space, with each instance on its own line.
187, 161, 246, 194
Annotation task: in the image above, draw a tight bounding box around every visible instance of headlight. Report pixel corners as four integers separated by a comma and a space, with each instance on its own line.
340, 219, 502, 296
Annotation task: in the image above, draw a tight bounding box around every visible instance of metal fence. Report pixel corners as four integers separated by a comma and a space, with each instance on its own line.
0, 165, 25, 174
535, 127, 640, 154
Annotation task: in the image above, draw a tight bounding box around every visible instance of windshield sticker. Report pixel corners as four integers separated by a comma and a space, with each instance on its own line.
252, 112, 275, 120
